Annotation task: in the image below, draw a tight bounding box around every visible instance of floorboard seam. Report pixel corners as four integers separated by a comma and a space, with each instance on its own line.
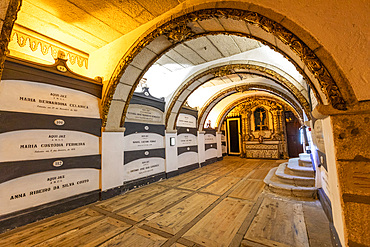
229, 193, 266, 247
159, 162, 264, 247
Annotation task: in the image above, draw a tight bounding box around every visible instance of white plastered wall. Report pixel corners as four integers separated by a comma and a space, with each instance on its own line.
322, 117, 346, 245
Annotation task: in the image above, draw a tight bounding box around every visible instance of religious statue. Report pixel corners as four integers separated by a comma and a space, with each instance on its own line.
254, 107, 267, 131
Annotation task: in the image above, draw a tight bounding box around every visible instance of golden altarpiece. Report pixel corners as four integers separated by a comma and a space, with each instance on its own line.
224, 98, 289, 159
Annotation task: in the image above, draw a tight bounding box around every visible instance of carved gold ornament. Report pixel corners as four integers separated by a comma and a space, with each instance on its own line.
10, 30, 89, 69
161, 23, 195, 44
197, 83, 304, 130
102, 8, 347, 127
0, 0, 22, 77
217, 96, 300, 129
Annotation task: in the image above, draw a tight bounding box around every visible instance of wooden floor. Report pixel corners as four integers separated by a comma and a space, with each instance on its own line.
0, 157, 333, 247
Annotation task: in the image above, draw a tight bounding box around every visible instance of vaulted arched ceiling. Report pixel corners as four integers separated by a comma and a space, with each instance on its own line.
101, 8, 348, 130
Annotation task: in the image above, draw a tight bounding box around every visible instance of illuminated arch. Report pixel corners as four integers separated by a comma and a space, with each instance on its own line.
102, 6, 349, 130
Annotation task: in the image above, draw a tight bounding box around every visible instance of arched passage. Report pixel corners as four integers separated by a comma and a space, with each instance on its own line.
162, 61, 308, 130
0, 1, 368, 246
102, 6, 351, 130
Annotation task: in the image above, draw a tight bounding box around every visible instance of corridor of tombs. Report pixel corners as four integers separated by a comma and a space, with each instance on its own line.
0, 157, 333, 247
0, 1, 369, 247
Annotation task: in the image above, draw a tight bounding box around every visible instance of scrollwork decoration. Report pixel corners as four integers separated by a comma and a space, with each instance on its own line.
102, 8, 347, 127
0, 0, 22, 77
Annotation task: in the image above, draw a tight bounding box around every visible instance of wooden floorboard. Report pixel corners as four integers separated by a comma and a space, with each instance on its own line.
145, 193, 218, 235
117, 189, 191, 222
99, 227, 167, 247
96, 184, 168, 212
177, 174, 218, 191
182, 197, 254, 246
0, 157, 333, 247
228, 179, 265, 201
244, 195, 310, 247
200, 176, 241, 195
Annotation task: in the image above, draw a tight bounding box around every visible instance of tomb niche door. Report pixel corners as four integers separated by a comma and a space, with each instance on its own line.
226, 117, 241, 155
285, 111, 302, 157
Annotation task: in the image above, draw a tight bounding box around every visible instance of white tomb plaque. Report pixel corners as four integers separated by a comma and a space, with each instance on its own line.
124, 133, 164, 151
177, 114, 196, 128
178, 152, 198, 168
0, 130, 99, 162
0, 168, 99, 215
0, 80, 100, 118
177, 133, 197, 147
204, 134, 216, 144
126, 104, 164, 124
124, 158, 165, 181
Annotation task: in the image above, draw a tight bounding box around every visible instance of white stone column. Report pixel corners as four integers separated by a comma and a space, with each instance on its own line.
322, 117, 345, 246
165, 130, 178, 175
101, 131, 125, 191
216, 131, 222, 159
198, 131, 205, 166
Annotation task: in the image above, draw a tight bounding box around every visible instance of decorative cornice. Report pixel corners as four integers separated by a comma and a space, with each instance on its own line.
102, 8, 347, 127
0, 0, 22, 78
197, 83, 304, 130
10, 29, 89, 69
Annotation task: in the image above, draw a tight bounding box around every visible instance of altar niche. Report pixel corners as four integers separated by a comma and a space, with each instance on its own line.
225, 98, 288, 159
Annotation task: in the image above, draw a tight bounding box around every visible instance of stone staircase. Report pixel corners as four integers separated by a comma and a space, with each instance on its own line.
264, 153, 317, 198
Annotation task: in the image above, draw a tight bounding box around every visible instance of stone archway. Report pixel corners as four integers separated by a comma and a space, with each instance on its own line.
163, 62, 308, 131
102, 6, 351, 131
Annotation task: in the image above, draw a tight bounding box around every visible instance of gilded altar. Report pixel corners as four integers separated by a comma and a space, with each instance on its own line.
226, 97, 290, 159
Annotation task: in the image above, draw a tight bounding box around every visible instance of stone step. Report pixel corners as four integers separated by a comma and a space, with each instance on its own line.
275, 163, 315, 187
298, 153, 312, 167
264, 167, 317, 199
286, 160, 315, 178
299, 153, 311, 160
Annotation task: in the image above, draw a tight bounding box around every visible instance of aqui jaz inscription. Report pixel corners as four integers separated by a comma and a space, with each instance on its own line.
9, 174, 90, 201
126, 104, 164, 124
19, 92, 88, 112
177, 114, 196, 128
125, 158, 165, 181
0, 130, 99, 162
0, 80, 100, 118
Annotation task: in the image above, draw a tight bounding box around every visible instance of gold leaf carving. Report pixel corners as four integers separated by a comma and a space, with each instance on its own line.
198, 83, 304, 130
10, 30, 89, 69
102, 8, 347, 127
0, 0, 22, 77
161, 23, 195, 43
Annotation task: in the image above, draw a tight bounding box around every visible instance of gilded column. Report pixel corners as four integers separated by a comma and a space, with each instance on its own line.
240, 115, 247, 158
279, 110, 289, 158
